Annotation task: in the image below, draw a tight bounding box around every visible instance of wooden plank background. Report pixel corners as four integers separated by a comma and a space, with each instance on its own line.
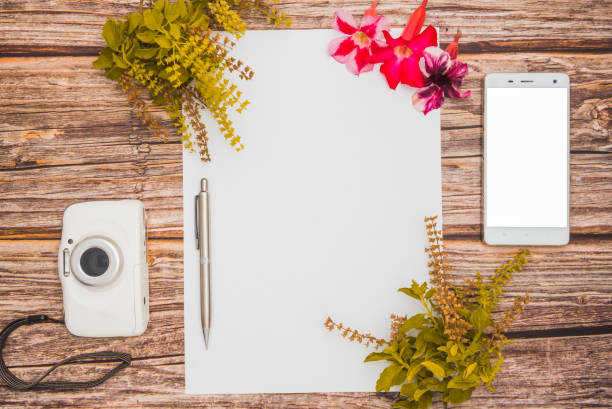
0, 0, 611, 407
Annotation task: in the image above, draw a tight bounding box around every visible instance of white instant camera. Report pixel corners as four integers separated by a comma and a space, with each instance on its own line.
58, 200, 149, 337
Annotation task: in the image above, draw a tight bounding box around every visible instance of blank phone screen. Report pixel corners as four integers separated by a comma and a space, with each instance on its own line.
486, 87, 568, 228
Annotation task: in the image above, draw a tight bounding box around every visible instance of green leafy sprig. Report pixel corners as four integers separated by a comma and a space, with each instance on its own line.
326, 216, 531, 409
93, 0, 290, 161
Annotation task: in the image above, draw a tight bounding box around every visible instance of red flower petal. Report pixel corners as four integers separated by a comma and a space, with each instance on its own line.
382, 30, 406, 48
399, 54, 425, 88
335, 37, 358, 57
332, 10, 357, 35
368, 41, 394, 63
401, 0, 428, 41
364, 0, 379, 18
445, 30, 462, 60
361, 16, 384, 38
408, 26, 438, 54
380, 57, 402, 89
329, 37, 357, 65
354, 47, 374, 73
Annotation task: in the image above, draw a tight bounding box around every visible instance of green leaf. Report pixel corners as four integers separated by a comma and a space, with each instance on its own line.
127, 13, 143, 34
406, 361, 424, 383
391, 368, 407, 387
102, 18, 121, 51
382, 340, 399, 354
376, 363, 403, 392
136, 30, 156, 43
398, 287, 419, 300
124, 38, 136, 58
448, 388, 473, 405
118, 20, 128, 40
188, 3, 205, 24
92, 48, 113, 69
176, 0, 188, 17
417, 391, 433, 409
164, 1, 180, 23
153, 0, 165, 11
457, 307, 471, 319
412, 334, 426, 361
191, 13, 209, 29
400, 381, 418, 398
413, 388, 428, 401
471, 307, 491, 333
134, 46, 158, 59
364, 352, 391, 363
106, 66, 125, 80
432, 378, 449, 392
398, 314, 425, 338
421, 377, 439, 388
111, 52, 128, 69
400, 343, 414, 361
154, 35, 172, 48
450, 344, 458, 356
422, 328, 445, 345
421, 360, 446, 378
448, 376, 479, 390
464, 362, 477, 378
424, 288, 434, 299
419, 281, 428, 293
152, 94, 166, 105
168, 23, 181, 40
412, 344, 426, 362
143, 9, 163, 31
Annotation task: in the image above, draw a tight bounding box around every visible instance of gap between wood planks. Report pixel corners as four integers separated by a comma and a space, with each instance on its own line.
0, 135, 606, 173
1, 39, 612, 58
1, 234, 610, 241
3, 327, 612, 373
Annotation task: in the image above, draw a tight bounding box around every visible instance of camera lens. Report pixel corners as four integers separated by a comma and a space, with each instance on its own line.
553, 79, 557, 83
71, 237, 121, 286
80, 247, 110, 277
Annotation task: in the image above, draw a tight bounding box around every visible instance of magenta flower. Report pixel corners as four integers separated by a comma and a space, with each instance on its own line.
411, 46, 471, 115
328, 2, 390, 76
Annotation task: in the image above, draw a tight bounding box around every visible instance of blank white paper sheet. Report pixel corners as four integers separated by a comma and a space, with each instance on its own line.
183, 29, 442, 394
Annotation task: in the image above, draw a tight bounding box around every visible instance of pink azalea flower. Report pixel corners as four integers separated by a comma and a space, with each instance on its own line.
328, 1, 390, 75
369, 25, 438, 89
412, 46, 471, 115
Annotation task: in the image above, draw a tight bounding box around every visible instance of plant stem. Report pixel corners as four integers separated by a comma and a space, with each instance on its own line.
420, 295, 440, 331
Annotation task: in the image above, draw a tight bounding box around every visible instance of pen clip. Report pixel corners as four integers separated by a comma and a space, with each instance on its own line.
194, 195, 199, 250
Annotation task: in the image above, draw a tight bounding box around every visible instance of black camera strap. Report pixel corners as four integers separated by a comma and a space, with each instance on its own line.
0, 315, 132, 391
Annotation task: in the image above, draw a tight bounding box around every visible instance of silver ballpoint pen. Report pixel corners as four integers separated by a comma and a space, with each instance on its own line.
195, 178, 211, 349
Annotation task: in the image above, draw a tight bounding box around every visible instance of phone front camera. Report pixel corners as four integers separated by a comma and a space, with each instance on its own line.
553, 79, 557, 83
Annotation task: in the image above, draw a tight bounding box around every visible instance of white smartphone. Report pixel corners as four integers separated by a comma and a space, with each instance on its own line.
484, 73, 570, 246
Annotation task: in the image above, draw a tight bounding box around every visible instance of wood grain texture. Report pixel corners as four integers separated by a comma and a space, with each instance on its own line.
1, 54, 610, 238
0, 334, 610, 408
1, 0, 612, 55
1, 148, 609, 238
1, 238, 610, 368
1, 0, 612, 406
1, 54, 610, 155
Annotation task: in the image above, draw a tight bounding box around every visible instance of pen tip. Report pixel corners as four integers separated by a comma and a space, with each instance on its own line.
201, 178, 208, 192
203, 328, 210, 349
